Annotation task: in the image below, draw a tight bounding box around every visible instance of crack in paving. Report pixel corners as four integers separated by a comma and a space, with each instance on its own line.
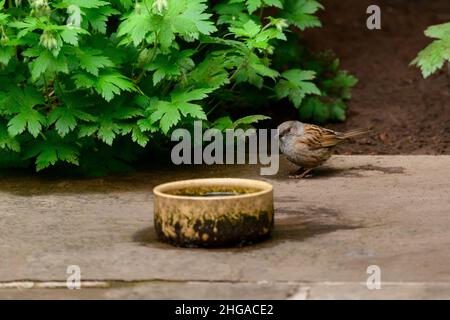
0, 279, 309, 289
1, 280, 449, 290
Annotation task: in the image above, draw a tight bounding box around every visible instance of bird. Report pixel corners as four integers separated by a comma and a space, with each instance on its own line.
278, 120, 371, 178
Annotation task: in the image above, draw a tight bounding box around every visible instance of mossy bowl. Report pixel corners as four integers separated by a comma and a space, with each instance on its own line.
153, 178, 274, 247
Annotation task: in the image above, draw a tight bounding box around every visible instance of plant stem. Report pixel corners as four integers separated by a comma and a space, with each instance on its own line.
206, 101, 221, 116
134, 36, 159, 84
42, 75, 49, 96
55, 77, 65, 98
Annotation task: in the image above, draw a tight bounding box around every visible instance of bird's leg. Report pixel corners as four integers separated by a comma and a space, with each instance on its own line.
288, 167, 304, 178
299, 168, 313, 178
288, 168, 313, 179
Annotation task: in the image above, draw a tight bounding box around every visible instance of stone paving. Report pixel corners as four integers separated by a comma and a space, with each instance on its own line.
1, 156, 449, 299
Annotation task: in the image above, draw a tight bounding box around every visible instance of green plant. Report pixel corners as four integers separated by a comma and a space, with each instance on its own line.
0, 0, 355, 174
272, 37, 357, 122
412, 22, 450, 78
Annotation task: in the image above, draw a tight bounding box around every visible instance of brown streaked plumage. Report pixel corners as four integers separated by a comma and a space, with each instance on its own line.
278, 121, 371, 178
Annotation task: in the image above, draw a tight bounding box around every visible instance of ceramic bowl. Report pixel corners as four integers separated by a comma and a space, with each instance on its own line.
153, 178, 274, 247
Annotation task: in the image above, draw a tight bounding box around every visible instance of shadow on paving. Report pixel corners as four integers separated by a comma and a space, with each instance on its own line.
133, 214, 364, 252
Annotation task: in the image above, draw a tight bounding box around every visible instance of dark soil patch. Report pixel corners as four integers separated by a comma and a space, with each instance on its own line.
299, 0, 450, 155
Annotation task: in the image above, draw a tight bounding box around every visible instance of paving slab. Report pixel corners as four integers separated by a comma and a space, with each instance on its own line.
0, 156, 449, 299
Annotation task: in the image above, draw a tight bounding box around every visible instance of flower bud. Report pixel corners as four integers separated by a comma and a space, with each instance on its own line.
29, 0, 44, 10
276, 19, 289, 31
67, 4, 82, 28
134, 1, 142, 15
40, 30, 59, 50
0, 34, 9, 45
152, 0, 168, 15
29, 0, 51, 17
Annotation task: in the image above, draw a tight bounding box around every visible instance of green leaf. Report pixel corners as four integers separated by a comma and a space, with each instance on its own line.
35, 148, 59, 171
29, 50, 69, 81
4, 87, 46, 138
137, 118, 159, 133
187, 53, 230, 89
24, 134, 80, 171
96, 73, 136, 101
78, 49, 114, 76
246, 0, 262, 13
97, 120, 121, 145
171, 87, 215, 103
412, 39, 450, 78
48, 106, 95, 138
117, 7, 152, 46
170, 0, 217, 38
0, 46, 15, 66
150, 87, 212, 133
280, 0, 323, 30
48, 108, 77, 137
125, 0, 217, 50
84, 6, 120, 34
263, 0, 283, 9
275, 69, 321, 107
131, 125, 149, 147
322, 70, 358, 100
0, 124, 20, 152
150, 101, 181, 134
61, 0, 109, 9
330, 100, 347, 122
234, 53, 279, 88
424, 22, 450, 40
230, 0, 282, 13
73, 72, 137, 101
8, 111, 46, 138
211, 116, 234, 131
8, 17, 39, 38
229, 20, 261, 38
415, 21, 450, 75
215, 2, 252, 27
60, 27, 89, 46
116, 0, 134, 10
233, 115, 270, 128
78, 124, 99, 138
147, 50, 195, 85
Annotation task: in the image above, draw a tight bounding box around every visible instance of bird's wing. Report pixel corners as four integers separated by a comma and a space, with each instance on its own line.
300, 124, 345, 149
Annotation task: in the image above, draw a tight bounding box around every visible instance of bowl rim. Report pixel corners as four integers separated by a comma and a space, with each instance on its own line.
153, 178, 273, 200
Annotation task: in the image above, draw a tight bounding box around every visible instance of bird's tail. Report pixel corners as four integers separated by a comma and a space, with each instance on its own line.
341, 128, 372, 140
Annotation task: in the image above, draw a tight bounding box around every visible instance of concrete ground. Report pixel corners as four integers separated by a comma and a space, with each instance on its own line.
0, 156, 449, 299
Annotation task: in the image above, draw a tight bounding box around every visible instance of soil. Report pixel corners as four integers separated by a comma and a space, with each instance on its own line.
300, 0, 450, 155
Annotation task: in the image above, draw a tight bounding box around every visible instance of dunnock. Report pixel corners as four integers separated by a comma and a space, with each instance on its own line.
278, 121, 371, 178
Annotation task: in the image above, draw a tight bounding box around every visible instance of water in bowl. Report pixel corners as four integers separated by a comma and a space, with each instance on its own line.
167, 186, 261, 197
